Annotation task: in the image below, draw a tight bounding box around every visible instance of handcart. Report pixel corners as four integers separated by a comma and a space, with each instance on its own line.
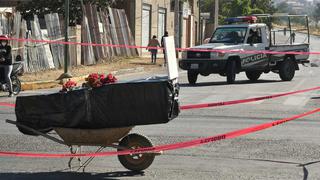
6, 119, 160, 172
7, 36, 179, 172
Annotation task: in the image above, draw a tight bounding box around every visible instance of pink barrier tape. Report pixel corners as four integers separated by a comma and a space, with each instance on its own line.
0, 102, 15, 108
0, 86, 319, 109
0, 108, 319, 158
0, 37, 317, 55
180, 86, 320, 110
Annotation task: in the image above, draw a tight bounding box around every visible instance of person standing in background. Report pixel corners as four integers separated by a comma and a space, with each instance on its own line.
161, 31, 169, 66
147, 35, 161, 64
0, 35, 13, 97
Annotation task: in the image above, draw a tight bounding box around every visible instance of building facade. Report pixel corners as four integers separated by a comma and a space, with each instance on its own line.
116, 0, 200, 55
2, 0, 200, 56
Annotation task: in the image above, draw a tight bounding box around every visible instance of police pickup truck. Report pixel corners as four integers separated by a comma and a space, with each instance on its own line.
179, 15, 310, 84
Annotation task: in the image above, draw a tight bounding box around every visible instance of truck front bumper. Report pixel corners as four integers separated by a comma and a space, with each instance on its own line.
179, 59, 227, 73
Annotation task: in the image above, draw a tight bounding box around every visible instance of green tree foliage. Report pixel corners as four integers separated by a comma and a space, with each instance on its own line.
16, 0, 115, 25
275, 2, 292, 14
251, 0, 275, 13
200, 0, 275, 23
311, 3, 320, 28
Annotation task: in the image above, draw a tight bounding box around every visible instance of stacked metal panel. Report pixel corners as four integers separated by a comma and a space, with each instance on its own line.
0, 6, 138, 73
81, 6, 95, 65
44, 13, 64, 68
0, 12, 11, 35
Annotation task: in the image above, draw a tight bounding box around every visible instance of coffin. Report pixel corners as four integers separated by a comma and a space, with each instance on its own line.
15, 79, 180, 134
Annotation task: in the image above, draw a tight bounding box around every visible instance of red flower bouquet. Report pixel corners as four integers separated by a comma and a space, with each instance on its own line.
84, 73, 118, 88
61, 79, 77, 92
85, 73, 103, 88
101, 73, 118, 84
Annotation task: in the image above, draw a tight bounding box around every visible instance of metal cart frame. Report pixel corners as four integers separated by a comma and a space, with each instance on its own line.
6, 120, 160, 172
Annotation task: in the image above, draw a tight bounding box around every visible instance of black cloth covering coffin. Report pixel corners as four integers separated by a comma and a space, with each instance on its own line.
15, 80, 179, 133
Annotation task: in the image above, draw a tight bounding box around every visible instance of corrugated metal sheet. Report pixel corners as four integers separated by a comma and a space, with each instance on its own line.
0, 6, 138, 72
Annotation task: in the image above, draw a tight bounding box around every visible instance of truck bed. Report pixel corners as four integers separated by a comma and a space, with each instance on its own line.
269, 43, 309, 63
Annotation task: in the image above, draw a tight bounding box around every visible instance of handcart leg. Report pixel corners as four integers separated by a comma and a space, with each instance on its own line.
68, 146, 82, 170
77, 146, 105, 172
77, 146, 82, 167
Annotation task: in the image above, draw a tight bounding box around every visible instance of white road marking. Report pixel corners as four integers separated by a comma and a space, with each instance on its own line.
283, 96, 309, 106
290, 78, 306, 92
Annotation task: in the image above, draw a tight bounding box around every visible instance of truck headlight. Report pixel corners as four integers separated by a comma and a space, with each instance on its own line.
211, 52, 225, 58
182, 51, 187, 59
217, 52, 225, 57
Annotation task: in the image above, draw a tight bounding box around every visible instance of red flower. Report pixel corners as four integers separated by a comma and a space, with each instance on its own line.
103, 73, 117, 84
84, 73, 118, 88
61, 79, 77, 92
100, 74, 105, 80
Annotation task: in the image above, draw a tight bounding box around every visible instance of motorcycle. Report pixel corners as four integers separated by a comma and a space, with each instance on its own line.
0, 61, 23, 95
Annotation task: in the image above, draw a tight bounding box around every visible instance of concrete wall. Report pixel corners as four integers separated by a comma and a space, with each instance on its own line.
134, 0, 174, 56
118, 0, 200, 56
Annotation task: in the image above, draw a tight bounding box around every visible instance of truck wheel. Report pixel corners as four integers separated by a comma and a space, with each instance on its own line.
226, 60, 236, 84
246, 71, 262, 81
187, 71, 198, 85
279, 59, 295, 81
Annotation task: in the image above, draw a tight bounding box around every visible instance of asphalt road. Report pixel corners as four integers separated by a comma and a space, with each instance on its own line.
0, 35, 320, 179
0, 64, 319, 180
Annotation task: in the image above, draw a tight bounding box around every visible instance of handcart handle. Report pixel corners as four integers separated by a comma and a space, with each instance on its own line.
6, 119, 66, 145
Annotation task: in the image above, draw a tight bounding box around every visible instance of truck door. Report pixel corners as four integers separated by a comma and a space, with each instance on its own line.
243, 27, 269, 70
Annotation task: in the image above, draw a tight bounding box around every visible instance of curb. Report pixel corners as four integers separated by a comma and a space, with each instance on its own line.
21, 67, 145, 91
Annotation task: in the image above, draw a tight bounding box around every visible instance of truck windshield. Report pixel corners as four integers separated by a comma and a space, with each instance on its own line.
210, 27, 247, 44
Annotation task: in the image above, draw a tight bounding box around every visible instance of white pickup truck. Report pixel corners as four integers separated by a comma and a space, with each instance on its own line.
179, 15, 310, 84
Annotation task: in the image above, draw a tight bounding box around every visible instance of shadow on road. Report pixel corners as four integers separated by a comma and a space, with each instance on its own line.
311, 97, 320, 100
180, 79, 282, 87
0, 170, 145, 180
230, 157, 320, 180
130, 62, 162, 66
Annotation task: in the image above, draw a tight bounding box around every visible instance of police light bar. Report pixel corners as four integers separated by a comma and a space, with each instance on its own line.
225, 16, 257, 24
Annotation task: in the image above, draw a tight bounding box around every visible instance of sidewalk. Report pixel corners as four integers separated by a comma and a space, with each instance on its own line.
21, 57, 166, 91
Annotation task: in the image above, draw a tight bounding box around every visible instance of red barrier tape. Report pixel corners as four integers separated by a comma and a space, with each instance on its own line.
0, 86, 319, 109
0, 102, 15, 108
0, 37, 318, 55
0, 108, 319, 158
180, 86, 320, 110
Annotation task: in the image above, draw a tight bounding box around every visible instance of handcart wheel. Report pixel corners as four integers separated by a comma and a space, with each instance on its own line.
117, 133, 155, 171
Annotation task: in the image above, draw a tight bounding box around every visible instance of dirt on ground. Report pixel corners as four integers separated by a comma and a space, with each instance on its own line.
20, 57, 165, 82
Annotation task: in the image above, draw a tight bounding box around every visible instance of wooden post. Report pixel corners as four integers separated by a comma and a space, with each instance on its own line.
174, 0, 180, 48
58, 0, 72, 79
214, 0, 219, 30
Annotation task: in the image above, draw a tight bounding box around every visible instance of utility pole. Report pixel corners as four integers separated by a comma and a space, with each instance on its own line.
214, 0, 219, 30
58, 0, 72, 80
174, 0, 180, 49
199, 0, 202, 44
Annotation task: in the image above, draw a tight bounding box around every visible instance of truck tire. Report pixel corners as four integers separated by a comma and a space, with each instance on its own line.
246, 71, 262, 81
226, 60, 236, 84
187, 71, 198, 85
279, 58, 295, 81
